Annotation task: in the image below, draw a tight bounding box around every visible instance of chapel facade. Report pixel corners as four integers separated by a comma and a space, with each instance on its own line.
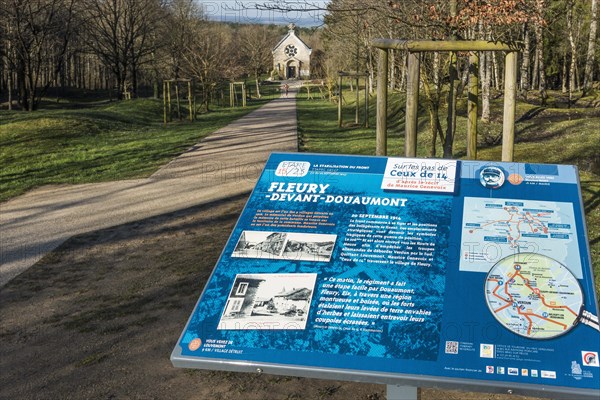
272, 24, 312, 79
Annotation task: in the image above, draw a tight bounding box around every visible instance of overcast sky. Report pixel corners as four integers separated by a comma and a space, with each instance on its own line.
197, 1, 327, 26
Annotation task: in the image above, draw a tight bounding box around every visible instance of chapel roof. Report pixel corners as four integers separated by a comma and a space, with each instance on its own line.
272, 23, 312, 54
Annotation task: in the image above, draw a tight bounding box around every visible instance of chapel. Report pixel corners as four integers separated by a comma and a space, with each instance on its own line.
272, 24, 312, 79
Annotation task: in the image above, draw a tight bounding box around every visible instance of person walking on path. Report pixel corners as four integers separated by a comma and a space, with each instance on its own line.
284, 83, 289, 97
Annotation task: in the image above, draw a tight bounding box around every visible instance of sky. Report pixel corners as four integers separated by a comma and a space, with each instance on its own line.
197, 1, 328, 27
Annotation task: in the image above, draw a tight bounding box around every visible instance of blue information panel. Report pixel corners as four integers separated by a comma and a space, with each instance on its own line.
171, 153, 600, 399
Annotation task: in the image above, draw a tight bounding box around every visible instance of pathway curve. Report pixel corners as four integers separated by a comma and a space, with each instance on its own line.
0, 88, 299, 287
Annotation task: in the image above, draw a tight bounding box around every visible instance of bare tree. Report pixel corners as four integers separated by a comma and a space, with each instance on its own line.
84, 0, 164, 99
180, 22, 242, 111
164, 0, 202, 78
238, 25, 276, 98
1, 0, 78, 110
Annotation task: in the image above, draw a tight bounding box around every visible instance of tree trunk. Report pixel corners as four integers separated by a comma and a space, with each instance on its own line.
520, 24, 531, 97
399, 52, 407, 91
60, 53, 66, 95
429, 105, 438, 158
131, 58, 138, 98
444, 0, 458, 159
492, 51, 501, 91
420, 65, 444, 158
389, 49, 396, 90
457, 59, 469, 96
427, 103, 444, 158
433, 52, 440, 90
534, 1, 547, 105
444, 51, 458, 158
115, 69, 124, 100
4, 30, 13, 110
481, 50, 491, 122
567, 0, 577, 106
584, 0, 598, 93
17, 56, 28, 110
368, 48, 374, 94
86, 56, 91, 90
532, 46, 539, 90
562, 53, 568, 93
255, 70, 261, 98
7, 70, 13, 110
539, 55, 547, 106
27, 73, 35, 111
478, 21, 491, 122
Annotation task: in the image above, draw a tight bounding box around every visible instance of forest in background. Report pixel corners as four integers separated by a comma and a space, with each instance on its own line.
0, 0, 597, 113
0, 0, 311, 110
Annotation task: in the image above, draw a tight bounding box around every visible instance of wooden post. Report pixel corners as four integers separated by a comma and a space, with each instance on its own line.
405, 51, 420, 158
242, 84, 247, 108
163, 81, 167, 126
372, 39, 521, 160
376, 48, 388, 156
230, 83, 234, 108
192, 81, 197, 120
188, 81, 193, 121
338, 75, 343, 127
467, 52, 479, 160
502, 51, 518, 162
166, 81, 172, 122
175, 83, 181, 120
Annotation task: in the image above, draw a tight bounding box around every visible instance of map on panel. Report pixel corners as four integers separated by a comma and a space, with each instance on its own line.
460, 197, 582, 278
484, 253, 584, 339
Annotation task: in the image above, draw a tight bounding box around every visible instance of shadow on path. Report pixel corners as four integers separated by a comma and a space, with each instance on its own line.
1, 94, 298, 287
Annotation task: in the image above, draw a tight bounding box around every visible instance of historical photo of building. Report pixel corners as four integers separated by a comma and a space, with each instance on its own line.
232, 231, 336, 262
218, 273, 318, 330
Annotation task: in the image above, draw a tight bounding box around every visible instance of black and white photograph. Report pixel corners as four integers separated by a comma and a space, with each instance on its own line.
232, 231, 336, 262
218, 273, 318, 330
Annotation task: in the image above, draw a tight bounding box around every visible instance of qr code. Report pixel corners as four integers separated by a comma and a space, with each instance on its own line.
445, 341, 459, 354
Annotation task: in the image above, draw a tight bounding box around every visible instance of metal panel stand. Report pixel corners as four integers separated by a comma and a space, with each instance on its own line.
387, 385, 418, 400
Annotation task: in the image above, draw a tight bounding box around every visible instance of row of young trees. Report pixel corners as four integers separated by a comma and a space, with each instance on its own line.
1, 0, 597, 115
316, 0, 598, 156
0, 0, 292, 110
321, 0, 597, 96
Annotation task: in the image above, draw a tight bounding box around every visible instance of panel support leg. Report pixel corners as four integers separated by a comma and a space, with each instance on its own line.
386, 385, 419, 400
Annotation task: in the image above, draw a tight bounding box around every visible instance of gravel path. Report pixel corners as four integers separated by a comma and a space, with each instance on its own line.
0, 92, 298, 287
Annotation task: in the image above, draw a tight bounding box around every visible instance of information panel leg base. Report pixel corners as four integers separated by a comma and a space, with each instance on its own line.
386, 385, 419, 400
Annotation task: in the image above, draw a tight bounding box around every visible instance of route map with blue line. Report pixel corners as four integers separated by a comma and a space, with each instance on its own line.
460, 197, 581, 278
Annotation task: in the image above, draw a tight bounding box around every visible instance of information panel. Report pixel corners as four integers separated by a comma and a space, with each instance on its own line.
171, 153, 600, 399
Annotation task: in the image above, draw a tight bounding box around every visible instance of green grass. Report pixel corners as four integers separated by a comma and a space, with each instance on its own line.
297, 88, 600, 294
0, 98, 268, 202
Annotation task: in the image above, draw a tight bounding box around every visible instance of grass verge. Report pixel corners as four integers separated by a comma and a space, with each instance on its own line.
0, 98, 268, 202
